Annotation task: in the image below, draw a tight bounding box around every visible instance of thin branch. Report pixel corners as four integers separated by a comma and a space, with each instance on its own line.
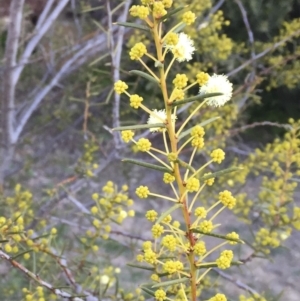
0, 0, 25, 186
67, 195, 90, 214
107, 0, 132, 149
13, 0, 70, 88
35, 0, 56, 30
234, 0, 255, 59
229, 121, 292, 136
2, 0, 25, 144
15, 32, 109, 141
227, 29, 300, 77
234, 0, 256, 109
0, 250, 86, 301
212, 268, 259, 295
71, 0, 82, 38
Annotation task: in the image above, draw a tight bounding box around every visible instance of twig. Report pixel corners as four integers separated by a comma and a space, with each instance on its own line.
107, 0, 132, 149
234, 0, 255, 60
229, 121, 292, 136
0, 0, 25, 186
212, 268, 259, 295
227, 29, 300, 78
0, 249, 86, 301
15, 31, 110, 141
71, 0, 82, 38
13, 0, 70, 87
234, 0, 256, 109
111, 230, 151, 241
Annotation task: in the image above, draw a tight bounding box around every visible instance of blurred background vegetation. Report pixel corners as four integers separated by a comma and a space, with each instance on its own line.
0, 0, 299, 301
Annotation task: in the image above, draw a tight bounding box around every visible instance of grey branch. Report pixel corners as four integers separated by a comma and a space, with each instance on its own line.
107, 0, 132, 149
2, 0, 25, 145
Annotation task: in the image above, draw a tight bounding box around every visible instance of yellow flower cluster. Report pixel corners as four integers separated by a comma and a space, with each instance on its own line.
164, 32, 179, 46
172, 88, 185, 100
114, 80, 128, 94
89, 181, 134, 239
155, 289, 166, 301
23, 286, 50, 301
130, 94, 143, 109
163, 173, 175, 184
191, 137, 204, 149
216, 250, 233, 269
191, 125, 205, 137
136, 138, 151, 152
173, 73, 188, 89
210, 148, 225, 163
163, 260, 184, 274
219, 190, 236, 209
145, 210, 158, 222
151, 274, 160, 282
163, 214, 172, 223
226, 232, 239, 245
209, 293, 227, 301
136, 185, 150, 198
194, 207, 207, 218
194, 241, 206, 256
152, 224, 164, 238
196, 72, 210, 85
121, 130, 134, 143
186, 177, 200, 192
199, 220, 213, 233
182, 11, 196, 25
129, 42, 147, 60
144, 249, 157, 264
153, 2, 167, 18
142, 241, 152, 250
162, 234, 177, 251
255, 228, 280, 253
129, 5, 149, 19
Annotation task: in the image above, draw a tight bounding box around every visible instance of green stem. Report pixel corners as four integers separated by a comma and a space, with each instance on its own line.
152, 21, 198, 301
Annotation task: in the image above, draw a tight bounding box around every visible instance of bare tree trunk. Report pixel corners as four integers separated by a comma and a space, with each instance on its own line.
0, 0, 25, 189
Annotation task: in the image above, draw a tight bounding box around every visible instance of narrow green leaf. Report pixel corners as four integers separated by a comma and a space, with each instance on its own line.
156, 204, 182, 224
178, 117, 221, 140
113, 123, 165, 131
199, 167, 243, 181
171, 93, 223, 107
114, 276, 119, 296
122, 159, 172, 173
127, 263, 155, 271
101, 280, 110, 297
176, 159, 196, 173
197, 261, 243, 269
161, 6, 187, 21
0, 239, 9, 243
190, 229, 244, 244
129, 70, 159, 84
32, 233, 51, 241
151, 277, 189, 288
140, 286, 156, 297
12, 249, 33, 260
115, 22, 149, 31
173, 23, 186, 33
